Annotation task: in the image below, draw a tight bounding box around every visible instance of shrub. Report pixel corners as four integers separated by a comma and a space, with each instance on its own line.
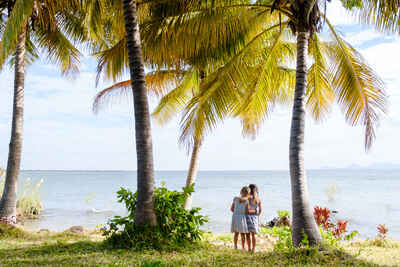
0, 169, 44, 221
313, 206, 358, 241
102, 184, 208, 250
377, 224, 388, 239
17, 178, 44, 220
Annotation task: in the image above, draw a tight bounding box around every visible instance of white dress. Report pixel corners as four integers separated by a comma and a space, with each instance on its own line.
231, 199, 249, 233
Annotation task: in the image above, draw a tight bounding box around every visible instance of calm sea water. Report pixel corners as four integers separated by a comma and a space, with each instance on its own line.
19, 169, 400, 239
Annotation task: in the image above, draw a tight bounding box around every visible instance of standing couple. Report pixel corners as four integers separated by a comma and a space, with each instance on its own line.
230, 184, 262, 252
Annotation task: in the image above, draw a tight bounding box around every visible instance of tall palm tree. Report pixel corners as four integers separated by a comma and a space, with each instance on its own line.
86, 0, 264, 211
93, 68, 213, 210
0, 0, 82, 225
170, 0, 387, 246
120, 0, 157, 226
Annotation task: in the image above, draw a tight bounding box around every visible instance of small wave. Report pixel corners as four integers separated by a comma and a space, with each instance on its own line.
87, 208, 113, 214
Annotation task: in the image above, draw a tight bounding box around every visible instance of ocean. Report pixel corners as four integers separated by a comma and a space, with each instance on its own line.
19, 169, 400, 239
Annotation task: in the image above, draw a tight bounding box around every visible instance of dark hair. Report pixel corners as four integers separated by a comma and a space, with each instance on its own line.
249, 184, 259, 204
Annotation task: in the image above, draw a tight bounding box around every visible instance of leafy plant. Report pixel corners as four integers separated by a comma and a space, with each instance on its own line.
314, 206, 334, 230
314, 206, 358, 241
261, 226, 293, 250
102, 184, 208, 250
377, 224, 388, 239
16, 178, 44, 220
1, 171, 44, 221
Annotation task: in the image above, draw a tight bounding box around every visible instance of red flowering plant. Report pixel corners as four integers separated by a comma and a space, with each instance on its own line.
313, 206, 358, 241
314, 206, 334, 230
377, 224, 388, 239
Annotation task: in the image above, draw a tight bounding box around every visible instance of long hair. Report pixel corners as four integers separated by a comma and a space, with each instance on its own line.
249, 184, 259, 204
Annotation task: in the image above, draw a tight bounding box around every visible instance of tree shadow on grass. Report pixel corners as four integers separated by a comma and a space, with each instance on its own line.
0, 240, 396, 266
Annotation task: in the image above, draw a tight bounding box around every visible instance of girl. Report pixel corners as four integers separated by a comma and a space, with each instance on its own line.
230, 186, 251, 251
246, 184, 262, 252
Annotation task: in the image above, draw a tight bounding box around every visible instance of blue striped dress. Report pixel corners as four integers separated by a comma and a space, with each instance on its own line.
231, 199, 249, 233
246, 197, 260, 233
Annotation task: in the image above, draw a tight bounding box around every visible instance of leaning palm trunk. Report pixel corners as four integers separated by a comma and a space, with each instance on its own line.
289, 32, 322, 246
184, 139, 201, 210
0, 29, 26, 225
122, 0, 156, 226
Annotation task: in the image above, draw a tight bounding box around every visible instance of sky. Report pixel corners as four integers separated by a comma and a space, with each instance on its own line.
0, 2, 399, 171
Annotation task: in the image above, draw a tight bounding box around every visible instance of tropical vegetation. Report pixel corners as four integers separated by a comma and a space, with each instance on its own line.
110, 0, 387, 246
0, 0, 393, 253
0, 0, 82, 224
1, 223, 400, 266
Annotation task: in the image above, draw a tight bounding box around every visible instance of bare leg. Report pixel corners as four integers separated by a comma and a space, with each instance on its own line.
251, 232, 256, 252
233, 232, 239, 249
240, 233, 246, 251
246, 233, 251, 251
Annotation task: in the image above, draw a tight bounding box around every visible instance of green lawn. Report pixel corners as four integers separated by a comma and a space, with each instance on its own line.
1, 226, 399, 266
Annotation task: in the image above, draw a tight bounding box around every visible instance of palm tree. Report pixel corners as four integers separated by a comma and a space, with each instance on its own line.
93, 68, 212, 210
169, 1, 387, 246
0, 0, 82, 224
86, 0, 263, 211
120, 0, 157, 226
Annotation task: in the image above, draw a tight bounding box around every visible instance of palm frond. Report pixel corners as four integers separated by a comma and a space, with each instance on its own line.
306, 34, 335, 122
33, 20, 81, 76
326, 20, 387, 150
93, 70, 184, 114
152, 69, 198, 125
1, 0, 33, 60
356, 0, 400, 34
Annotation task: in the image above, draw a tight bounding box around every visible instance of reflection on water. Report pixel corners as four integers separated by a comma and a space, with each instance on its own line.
19, 169, 400, 239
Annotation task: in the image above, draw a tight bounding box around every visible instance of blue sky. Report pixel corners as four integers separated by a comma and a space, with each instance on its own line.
0, 2, 399, 171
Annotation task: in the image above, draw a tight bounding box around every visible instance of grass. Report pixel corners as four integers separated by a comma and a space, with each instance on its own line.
1, 225, 400, 266
0, 169, 44, 220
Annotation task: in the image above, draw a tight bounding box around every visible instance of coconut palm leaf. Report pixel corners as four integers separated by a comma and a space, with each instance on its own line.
306, 34, 335, 121
93, 69, 185, 113
325, 19, 387, 150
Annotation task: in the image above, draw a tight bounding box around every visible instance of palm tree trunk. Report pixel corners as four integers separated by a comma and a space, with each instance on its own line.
122, 0, 156, 226
289, 31, 321, 246
0, 29, 26, 225
184, 139, 201, 210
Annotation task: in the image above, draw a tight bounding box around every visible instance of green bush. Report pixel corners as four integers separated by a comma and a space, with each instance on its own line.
17, 178, 44, 219
0, 169, 44, 221
102, 184, 208, 250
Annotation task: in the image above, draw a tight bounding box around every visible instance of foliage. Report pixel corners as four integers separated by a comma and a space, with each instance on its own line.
261, 226, 293, 250
0, 170, 43, 220
377, 224, 388, 239
16, 178, 44, 220
313, 206, 359, 241
1, 229, 400, 266
314, 206, 334, 230
277, 210, 290, 219
102, 185, 208, 250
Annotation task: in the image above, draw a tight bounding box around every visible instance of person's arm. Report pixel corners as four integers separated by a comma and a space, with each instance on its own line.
258, 201, 262, 215
231, 200, 235, 213
246, 202, 250, 214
